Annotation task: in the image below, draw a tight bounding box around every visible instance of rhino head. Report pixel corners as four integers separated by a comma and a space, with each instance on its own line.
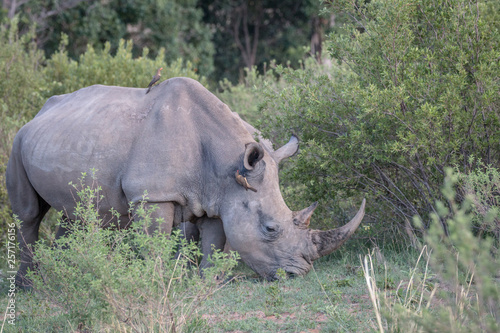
219, 136, 365, 280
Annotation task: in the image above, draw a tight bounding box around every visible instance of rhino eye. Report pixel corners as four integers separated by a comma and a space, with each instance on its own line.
262, 224, 281, 240
265, 226, 276, 233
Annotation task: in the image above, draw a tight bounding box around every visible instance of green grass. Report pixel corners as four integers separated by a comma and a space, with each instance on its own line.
3, 236, 495, 332
1, 239, 412, 332
196, 242, 427, 332
5, 228, 489, 333
181, 251, 379, 332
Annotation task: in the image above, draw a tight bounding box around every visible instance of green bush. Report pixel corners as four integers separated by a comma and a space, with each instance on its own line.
216, 59, 329, 128
363, 167, 500, 332
456, 160, 500, 243
0, 17, 48, 247
216, 65, 280, 126
260, 0, 500, 232
44, 35, 206, 97
23, 173, 239, 331
416, 168, 500, 332
0, 17, 48, 123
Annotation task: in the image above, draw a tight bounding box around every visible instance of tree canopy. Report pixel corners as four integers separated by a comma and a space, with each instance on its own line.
1, 0, 329, 82
2, 0, 215, 76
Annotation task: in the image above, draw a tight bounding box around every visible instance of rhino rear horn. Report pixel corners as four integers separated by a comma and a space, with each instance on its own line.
310, 199, 366, 259
243, 142, 264, 170
293, 202, 318, 229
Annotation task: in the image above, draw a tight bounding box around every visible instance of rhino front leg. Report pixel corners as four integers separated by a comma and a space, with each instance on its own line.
197, 217, 226, 270
175, 221, 200, 261
134, 202, 175, 235
178, 221, 200, 243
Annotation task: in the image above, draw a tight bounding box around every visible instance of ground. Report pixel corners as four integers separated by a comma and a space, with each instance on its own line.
0, 240, 426, 332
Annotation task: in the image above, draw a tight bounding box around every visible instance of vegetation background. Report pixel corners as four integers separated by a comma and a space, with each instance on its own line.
0, 0, 499, 331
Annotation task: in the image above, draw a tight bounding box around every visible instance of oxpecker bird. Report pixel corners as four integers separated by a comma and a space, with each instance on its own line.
235, 170, 257, 192
146, 67, 163, 94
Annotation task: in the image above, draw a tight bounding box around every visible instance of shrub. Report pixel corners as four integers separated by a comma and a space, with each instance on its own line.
363, 167, 500, 332
215, 64, 282, 125
260, 0, 500, 233
0, 17, 48, 122
0, 17, 48, 248
44, 35, 206, 97
23, 173, 239, 331
457, 159, 500, 243
417, 168, 500, 332
9, 0, 215, 77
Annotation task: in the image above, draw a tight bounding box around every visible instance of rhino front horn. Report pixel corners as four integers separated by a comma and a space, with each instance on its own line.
310, 199, 366, 260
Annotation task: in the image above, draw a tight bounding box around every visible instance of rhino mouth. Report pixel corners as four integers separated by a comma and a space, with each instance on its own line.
267, 268, 304, 281
268, 257, 312, 281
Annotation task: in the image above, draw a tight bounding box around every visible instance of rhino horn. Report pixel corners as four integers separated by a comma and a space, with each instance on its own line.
310, 199, 366, 260
293, 201, 318, 229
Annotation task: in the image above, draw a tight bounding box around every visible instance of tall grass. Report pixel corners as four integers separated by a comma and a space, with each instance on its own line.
362, 246, 437, 333
362, 168, 500, 333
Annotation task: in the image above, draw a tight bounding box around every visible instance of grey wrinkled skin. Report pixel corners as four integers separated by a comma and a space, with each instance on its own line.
6, 77, 365, 287
178, 114, 296, 268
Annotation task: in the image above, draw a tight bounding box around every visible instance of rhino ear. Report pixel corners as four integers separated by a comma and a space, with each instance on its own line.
243, 142, 264, 170
272, 135, 299, 165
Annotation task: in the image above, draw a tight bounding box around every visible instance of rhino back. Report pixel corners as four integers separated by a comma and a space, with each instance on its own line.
14, 78, 253, 219
121, 78, 253, 212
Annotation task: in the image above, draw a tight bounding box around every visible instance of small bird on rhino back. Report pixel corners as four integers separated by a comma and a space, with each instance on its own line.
146, 67, 163, 94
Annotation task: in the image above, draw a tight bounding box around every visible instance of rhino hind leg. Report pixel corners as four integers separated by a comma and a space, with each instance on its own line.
13, 189, 51, 289
6, 153, 51, 289
54, 217, 71, 239
16, 205, 50, 289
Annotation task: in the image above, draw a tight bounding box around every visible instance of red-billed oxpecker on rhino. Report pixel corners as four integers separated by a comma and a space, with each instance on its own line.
6, 77, 366, 287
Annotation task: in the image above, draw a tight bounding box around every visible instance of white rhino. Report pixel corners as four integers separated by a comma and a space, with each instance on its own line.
6, 77, 365, 287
